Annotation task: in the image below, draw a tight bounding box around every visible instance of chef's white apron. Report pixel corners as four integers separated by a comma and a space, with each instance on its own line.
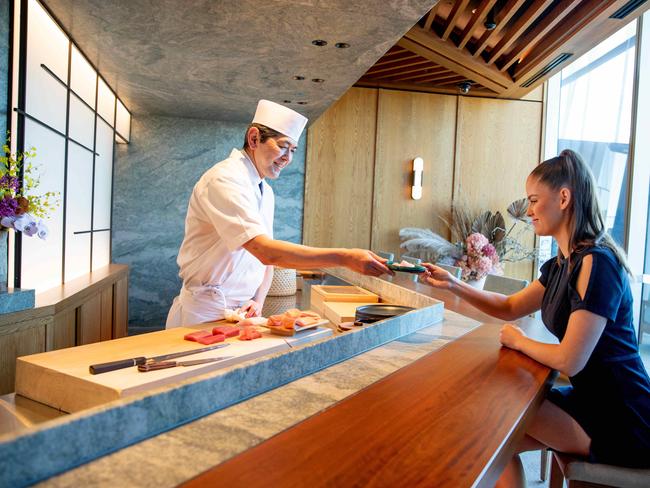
165, 284, 228, 327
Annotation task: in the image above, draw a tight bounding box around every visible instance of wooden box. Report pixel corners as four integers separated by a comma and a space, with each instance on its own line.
322, 301, 382, 326
310, 285, 378, 315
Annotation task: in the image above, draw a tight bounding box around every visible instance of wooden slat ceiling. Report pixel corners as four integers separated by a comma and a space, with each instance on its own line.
357, 0, 650, 98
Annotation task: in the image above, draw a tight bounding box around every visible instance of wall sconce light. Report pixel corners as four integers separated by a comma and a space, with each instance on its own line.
411, 157, 423, 200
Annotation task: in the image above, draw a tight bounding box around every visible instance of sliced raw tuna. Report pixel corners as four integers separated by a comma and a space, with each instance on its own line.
184, 330, 213, 342
212, 325, 240, 338
195, 333, 226, 345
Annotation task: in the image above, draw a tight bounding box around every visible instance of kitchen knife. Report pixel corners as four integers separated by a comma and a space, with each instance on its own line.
137, 356, 234, 372
89, 343, 230, 375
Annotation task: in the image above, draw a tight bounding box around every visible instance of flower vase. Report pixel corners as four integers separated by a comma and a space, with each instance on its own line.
466, 275, 487, 290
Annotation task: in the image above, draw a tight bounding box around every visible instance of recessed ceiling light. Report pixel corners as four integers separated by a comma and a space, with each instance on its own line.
311, 78, 325, 83
311, 39, 328, 47
297, 101, 308, 105
292, 75, 305, 80
335, 42, 350, 49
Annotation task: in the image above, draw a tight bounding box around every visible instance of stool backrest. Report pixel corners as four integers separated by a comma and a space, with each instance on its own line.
484, 274, 528, 295
436, 263, 462, 279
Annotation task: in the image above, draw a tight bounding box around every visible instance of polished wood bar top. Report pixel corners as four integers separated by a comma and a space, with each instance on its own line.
184, 293, 555, 488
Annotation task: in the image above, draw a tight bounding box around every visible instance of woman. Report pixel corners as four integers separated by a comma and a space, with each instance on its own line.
422, 150, 650, 486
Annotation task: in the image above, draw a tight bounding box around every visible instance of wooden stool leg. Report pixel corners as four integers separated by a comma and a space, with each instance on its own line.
540, 448, 549, 481
549, 453, 565, 488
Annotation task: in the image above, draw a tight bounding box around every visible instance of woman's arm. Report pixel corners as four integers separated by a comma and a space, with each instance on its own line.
422, 263, 544, 320
500, 254, 607, 376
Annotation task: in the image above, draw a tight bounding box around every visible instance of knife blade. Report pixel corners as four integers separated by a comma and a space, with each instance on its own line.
89, 343, 230, 375
137, 356, 234, 372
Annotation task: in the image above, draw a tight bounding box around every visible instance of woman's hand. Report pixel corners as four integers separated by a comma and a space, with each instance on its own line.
421, 263, 456, 289
499, 323, 526, 350
240, 300, 263, 318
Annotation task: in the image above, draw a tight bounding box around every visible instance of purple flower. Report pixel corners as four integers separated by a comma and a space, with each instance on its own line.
0, 196, 18, 218
0, 216, 15, 229
13, 213, 37, 233
0, 174, 20, 192
37, 220, 49, 240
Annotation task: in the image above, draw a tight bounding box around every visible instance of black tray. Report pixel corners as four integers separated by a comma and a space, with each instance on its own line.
355, 304, 415, 324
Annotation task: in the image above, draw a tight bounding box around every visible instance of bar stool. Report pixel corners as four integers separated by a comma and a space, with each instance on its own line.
549, 451, 650, 487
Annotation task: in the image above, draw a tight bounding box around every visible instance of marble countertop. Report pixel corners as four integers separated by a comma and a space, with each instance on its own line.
37, 308, 481, 487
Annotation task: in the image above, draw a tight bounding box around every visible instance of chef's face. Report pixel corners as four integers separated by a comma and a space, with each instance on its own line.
255, 135, 297, 180
525, 176, 571, 236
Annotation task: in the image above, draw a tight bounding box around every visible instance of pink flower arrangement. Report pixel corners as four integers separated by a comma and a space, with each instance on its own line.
456, 232, 500, 281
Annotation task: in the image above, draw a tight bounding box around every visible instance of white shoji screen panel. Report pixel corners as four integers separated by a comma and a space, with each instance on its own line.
92, 119, 114, 270
70, 45, 96, 107
97, 77, 115, 126
17, 0, 132, 291
20, 120, 65, 290
68, 96, 95, 149
64, 145, 93, 282
24, 0, 68, 133
116, 99, 130, 141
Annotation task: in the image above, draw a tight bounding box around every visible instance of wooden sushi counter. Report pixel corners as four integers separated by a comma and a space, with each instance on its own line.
0, 271, 555, 487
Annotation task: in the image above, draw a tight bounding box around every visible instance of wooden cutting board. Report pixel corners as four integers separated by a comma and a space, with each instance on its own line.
15, 324, 331, 413
322, 301, 383, 326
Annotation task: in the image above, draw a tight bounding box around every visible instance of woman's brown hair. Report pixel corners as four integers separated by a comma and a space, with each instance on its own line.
529, 149, 631, 274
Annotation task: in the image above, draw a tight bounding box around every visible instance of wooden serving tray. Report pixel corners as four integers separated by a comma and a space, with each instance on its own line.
262, 318, 330, 336
310, 285, 378, 315
322, 301, 384, 326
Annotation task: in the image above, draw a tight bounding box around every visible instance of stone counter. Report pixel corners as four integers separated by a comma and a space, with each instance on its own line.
0, 270, 445, 486
37, 309, 480, 487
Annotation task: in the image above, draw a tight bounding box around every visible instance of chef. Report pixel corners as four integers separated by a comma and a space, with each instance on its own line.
166, 99, 391, 328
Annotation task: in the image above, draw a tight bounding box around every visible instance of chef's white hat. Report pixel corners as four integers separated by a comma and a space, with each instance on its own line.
252, 100, 308, 142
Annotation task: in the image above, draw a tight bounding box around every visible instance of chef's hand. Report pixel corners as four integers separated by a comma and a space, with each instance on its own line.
240, 300, 263, 318
499, 323, 526, 350
345, 249, 394, 277
421, 263, 457, 289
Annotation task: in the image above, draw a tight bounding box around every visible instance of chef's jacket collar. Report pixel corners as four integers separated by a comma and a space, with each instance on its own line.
232, 148, 264, 187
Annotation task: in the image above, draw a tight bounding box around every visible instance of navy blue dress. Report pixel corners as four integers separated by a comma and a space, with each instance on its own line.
539, 246, 650, 468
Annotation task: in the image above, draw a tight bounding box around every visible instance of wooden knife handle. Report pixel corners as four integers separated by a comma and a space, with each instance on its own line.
137, 361, 177, 372
89, 357, 147, 375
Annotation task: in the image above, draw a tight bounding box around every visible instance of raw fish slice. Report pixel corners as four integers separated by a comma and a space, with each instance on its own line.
295, 316, 321, 327
184, 330, 213, 342
285, 309, 302, 318
239, 327, 262, 340
212, 325, 240, 338
195, 333, 226, 345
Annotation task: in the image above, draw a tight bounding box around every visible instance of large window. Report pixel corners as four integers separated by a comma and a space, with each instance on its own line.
10, 0, 131, 290
544, 20, 637, 256
544, 14, 650, 352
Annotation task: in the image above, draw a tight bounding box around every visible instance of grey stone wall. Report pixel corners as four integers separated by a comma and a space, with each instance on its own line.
113, 115, 306, 330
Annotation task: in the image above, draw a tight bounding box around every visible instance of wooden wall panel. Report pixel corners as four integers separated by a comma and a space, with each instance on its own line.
455, 97, 542, 280
113, 278, 128, 339
100, 287, 113, 342
304, 88, 377, 249
0, 319, 46, 394
372, 89, 456, 257
47, 309, 76, 351
77, 293, 102, 345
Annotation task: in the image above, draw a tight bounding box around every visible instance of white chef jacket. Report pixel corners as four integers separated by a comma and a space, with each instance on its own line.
165, 148, 274, 328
